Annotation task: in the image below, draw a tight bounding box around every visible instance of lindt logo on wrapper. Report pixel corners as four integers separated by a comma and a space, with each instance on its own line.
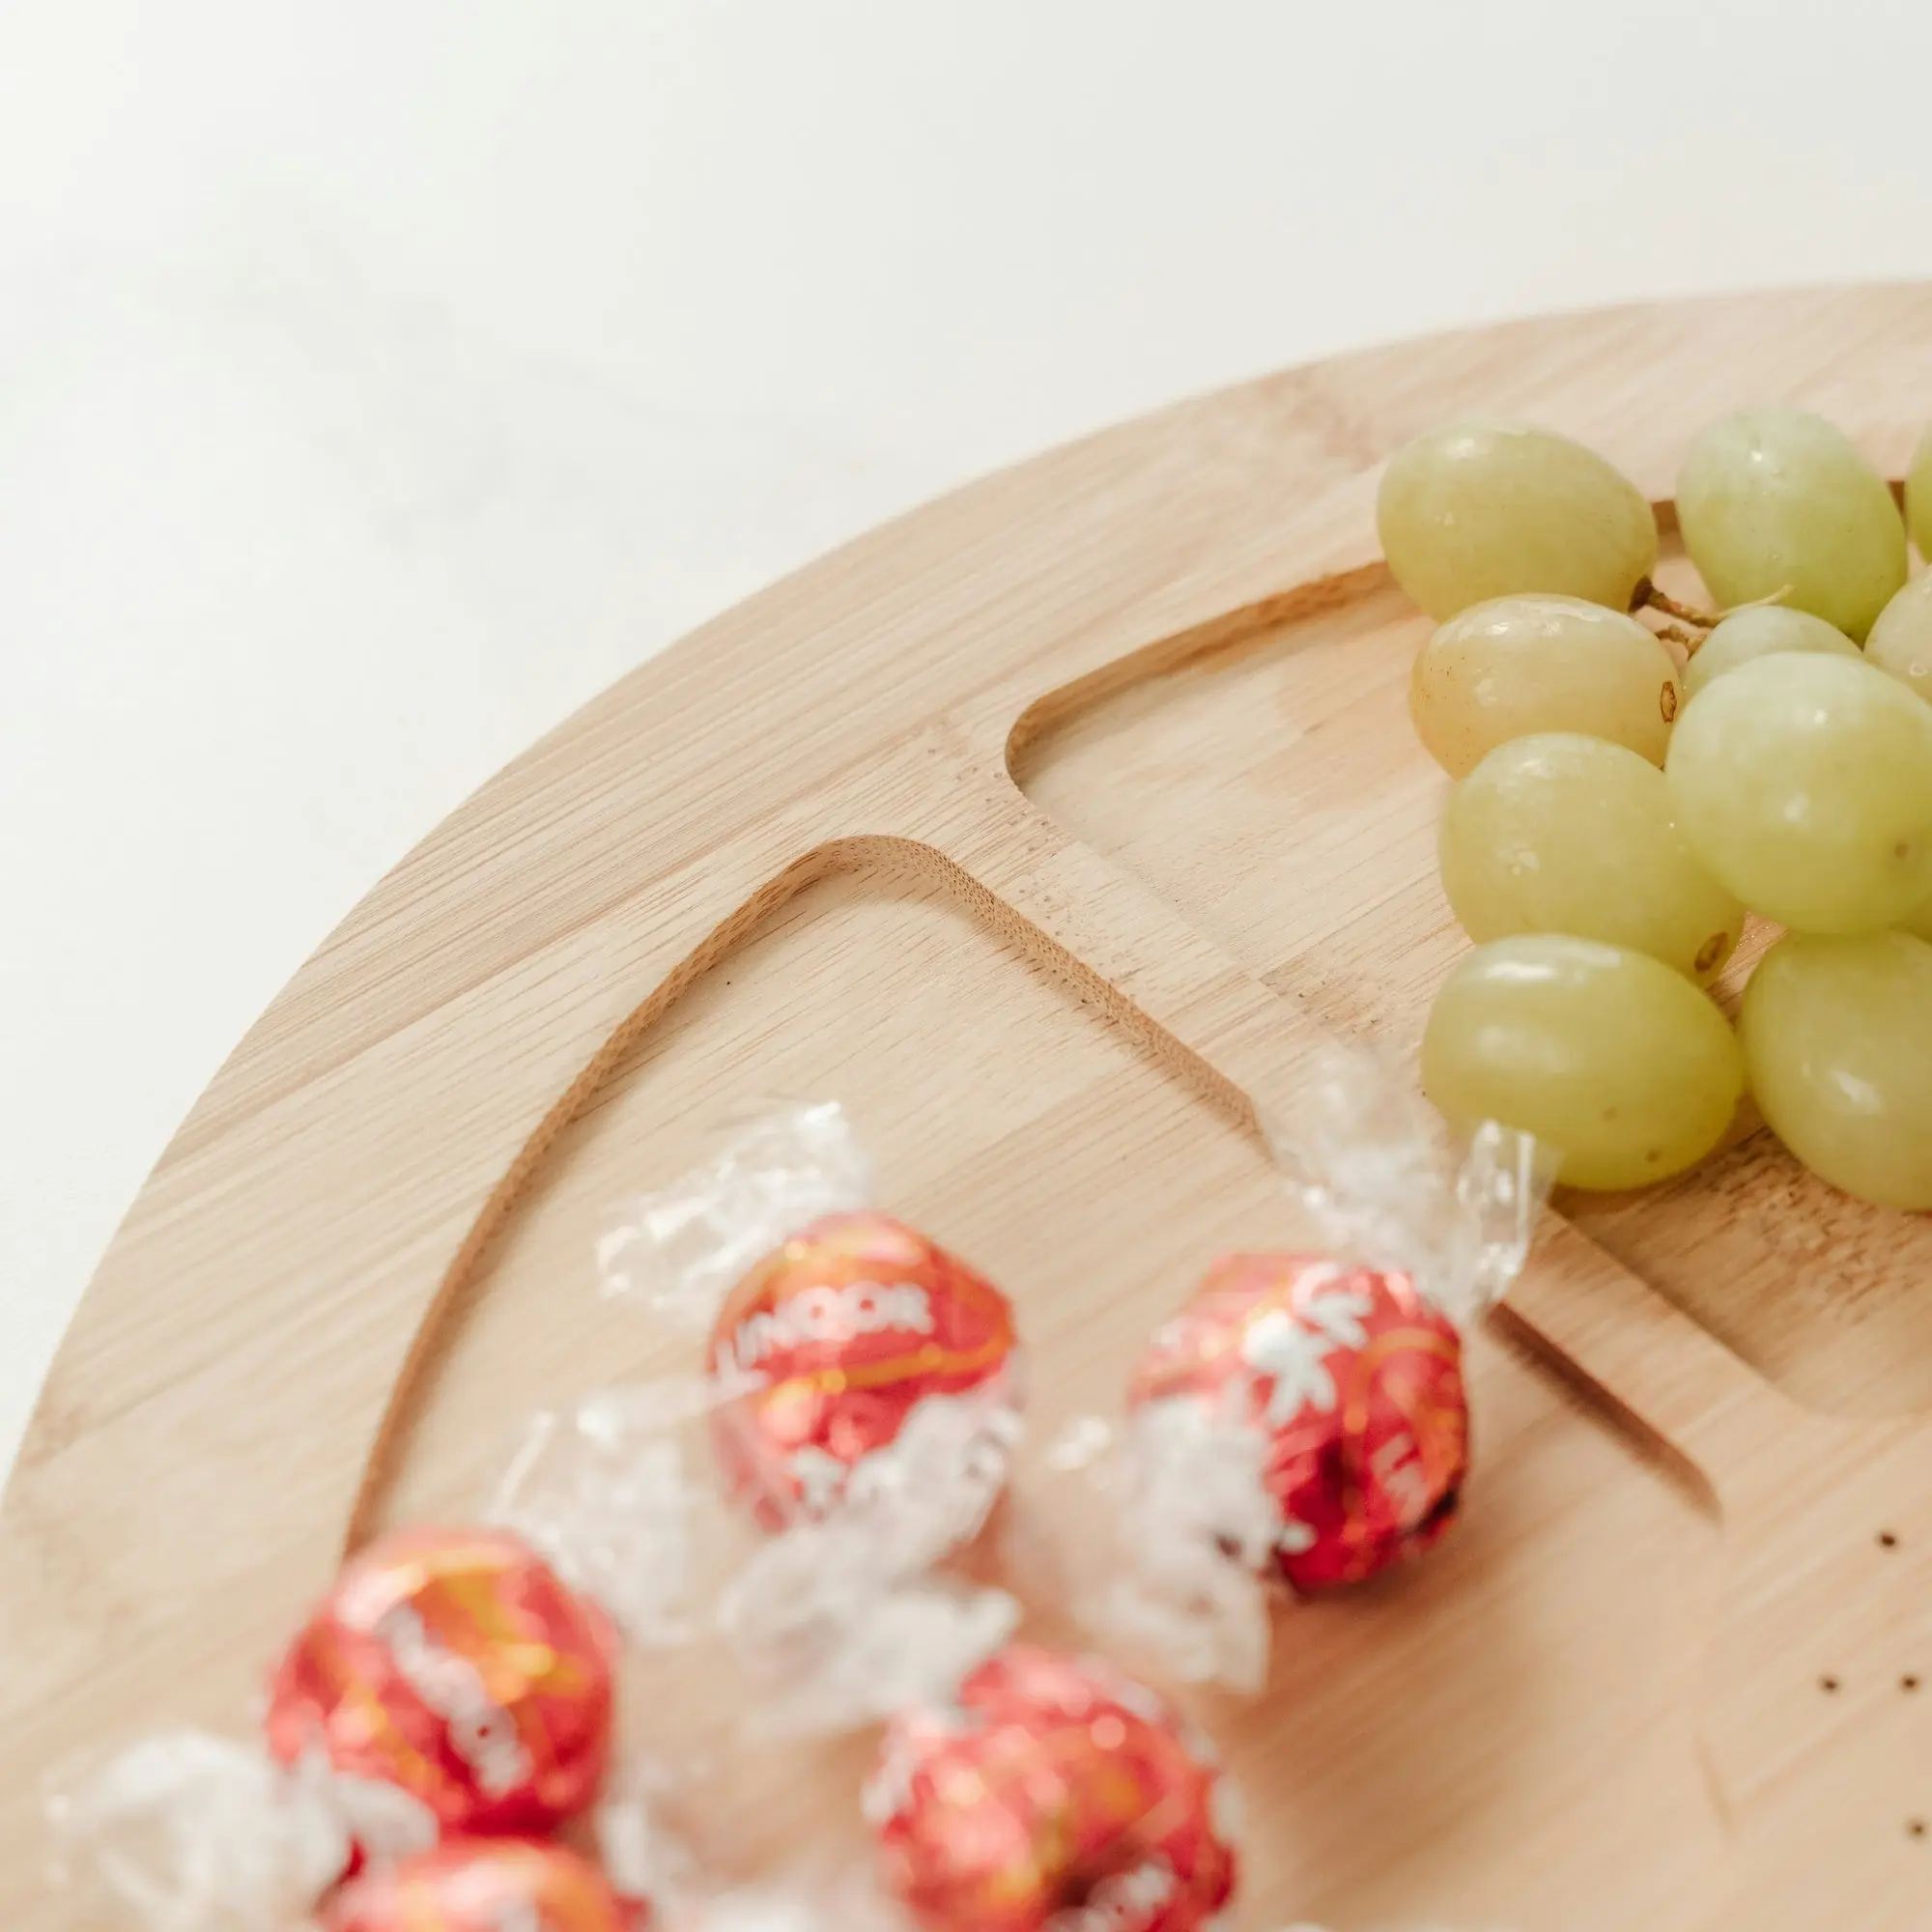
374, 1604, 531, 1798
1046, 1859, 1179, 1932
720, 1280, 935, 1373
706, 1211, 1021, 1533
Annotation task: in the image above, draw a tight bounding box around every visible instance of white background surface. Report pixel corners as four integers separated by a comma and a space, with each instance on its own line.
6, 0, 1932, 1480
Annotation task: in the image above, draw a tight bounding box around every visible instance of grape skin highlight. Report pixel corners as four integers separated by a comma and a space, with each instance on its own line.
1675, 409, 1906, 642
1410, 594, 1683, 778
1665, 652, 1932, 933
1378, 423, 1658, 622
1740, 930, 1932, 1210
1438, 733, 1741, 982
1864, 569, 1932, 708
1421, 934, 1743, 1192
1683, 605, 1860, 698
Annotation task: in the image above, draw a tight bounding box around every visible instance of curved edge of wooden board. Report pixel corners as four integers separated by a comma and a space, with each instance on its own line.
8, 283, 1932, 1920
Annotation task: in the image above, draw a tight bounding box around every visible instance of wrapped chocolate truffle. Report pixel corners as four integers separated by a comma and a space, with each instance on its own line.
43, 1526, 634, 1931
1125, 1253, 1469, 1598
565, 1102, 1025, 1734
266, 1526, 619, 1847
1026, 1043, 1550, 1692
707, 1205, 1021, 1535
600, 1100, 1024, 1556
864, 1644, 1239, 1932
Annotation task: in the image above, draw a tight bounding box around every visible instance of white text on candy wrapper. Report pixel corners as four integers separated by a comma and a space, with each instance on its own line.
719, 1282, 937, 1374
374, 1603, 532, 1798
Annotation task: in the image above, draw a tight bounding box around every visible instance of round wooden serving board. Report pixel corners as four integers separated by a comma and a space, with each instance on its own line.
7, 287, 1932, 1931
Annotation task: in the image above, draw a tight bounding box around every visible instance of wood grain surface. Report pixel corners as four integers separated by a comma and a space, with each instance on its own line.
6, 287, 1932, 1929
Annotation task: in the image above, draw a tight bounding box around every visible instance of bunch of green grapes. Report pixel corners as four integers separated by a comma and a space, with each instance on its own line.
1380, 409, 1932, 1209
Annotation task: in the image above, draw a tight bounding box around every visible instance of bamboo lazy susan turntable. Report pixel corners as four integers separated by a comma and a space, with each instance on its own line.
5, 288, 1932, 1930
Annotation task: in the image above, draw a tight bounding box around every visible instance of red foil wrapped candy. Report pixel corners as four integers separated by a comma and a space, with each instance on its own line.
865, 1644, 1238, 1932
496, 1193, 1026, 1741
266, 1526, 617, 1846
597, 1101, 1024, 1555
1129, 1253, 1467, 1593
321, 1838, 640, 1932
1034, 1045, 1548, 1690
706, 1208, 1020, 1529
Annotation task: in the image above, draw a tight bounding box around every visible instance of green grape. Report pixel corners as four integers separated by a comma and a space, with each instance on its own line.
1683, 604, 1860, 698
1421, 934, 1743, 1191
1902, 894, 1932, 942
1378, 422, 1658, 621
1409, 594, 1683, 778
1863, 569, 1932, 707
1740, 930, 1932, 1209
1665, 653, 1932, 932
1907, 425, 1932, 560
1439, 733, 1742, 982
1675, 409, 1906, 642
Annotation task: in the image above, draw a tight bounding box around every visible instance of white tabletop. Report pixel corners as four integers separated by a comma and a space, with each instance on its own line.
5, 0, 1929, 1481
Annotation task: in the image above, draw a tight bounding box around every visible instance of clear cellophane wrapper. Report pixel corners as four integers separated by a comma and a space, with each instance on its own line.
485, 1373, 1020, 1745
595, 1770, 915, 1932
1011, 1394, 1281, 1696
39, 1672, 627, 1931
39, 1728, 361, 1932
1009, 1041, 1553, 1695
656, 1885, 910, 1932
36, 1718, 898, 1932
1257, 1042, 1552, 1337
596, 1100, 877, 1323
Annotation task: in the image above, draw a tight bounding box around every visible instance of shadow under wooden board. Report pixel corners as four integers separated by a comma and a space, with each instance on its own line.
4, 286, 1931, 1930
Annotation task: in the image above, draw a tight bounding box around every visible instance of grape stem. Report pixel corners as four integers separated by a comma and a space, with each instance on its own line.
1640, 584, 1723, 628
1634, 579, 1795, 631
